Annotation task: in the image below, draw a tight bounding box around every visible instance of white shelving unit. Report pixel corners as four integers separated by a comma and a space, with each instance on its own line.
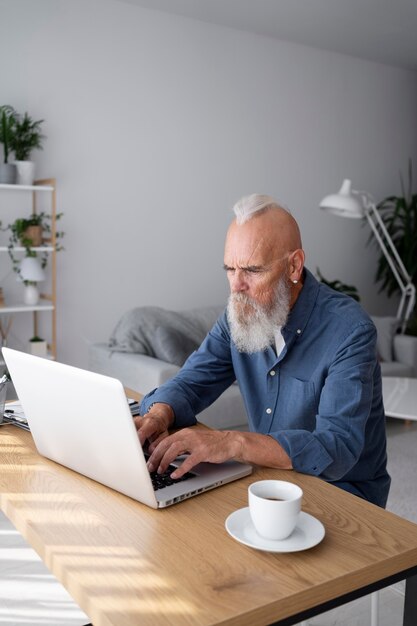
0, 179, 58, 365
0, 303, 54, 314
0, 246, 54, 252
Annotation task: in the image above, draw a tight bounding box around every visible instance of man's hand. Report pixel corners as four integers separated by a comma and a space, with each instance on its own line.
146, 428, 242, 478
147, 427, 293, 479
134, 403, 175, 448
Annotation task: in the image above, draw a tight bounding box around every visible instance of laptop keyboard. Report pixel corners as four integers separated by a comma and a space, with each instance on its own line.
142, 452, 196, 491
150, 465, 196, 491
130, 401, 196, 491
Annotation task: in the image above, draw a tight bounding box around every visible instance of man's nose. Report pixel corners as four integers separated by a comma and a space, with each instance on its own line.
230, 269, 248, 293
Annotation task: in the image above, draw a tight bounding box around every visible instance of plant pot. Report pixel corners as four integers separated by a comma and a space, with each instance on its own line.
0, 163, 17, 184
22, 225, 43, 247
29, 339, 47, 357
14, 161, 35, 186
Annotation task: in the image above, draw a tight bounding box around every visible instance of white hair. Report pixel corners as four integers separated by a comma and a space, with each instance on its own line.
232, 193, 288, 225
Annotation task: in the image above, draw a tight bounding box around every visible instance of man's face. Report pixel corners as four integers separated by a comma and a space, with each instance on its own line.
223, 215, 293, 353
223, 217, 288, 316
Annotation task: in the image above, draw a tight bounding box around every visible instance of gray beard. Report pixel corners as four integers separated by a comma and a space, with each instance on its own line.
227, 277, 291, 354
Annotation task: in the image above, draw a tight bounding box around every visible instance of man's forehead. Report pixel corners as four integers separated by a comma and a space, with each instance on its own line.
224, 224, 280, 264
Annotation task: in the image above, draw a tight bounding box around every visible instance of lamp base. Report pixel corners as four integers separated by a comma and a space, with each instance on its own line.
23, 284, 40, 306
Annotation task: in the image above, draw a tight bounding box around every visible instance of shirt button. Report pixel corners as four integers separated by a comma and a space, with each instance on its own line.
266, 408, 272, 414
297, 329, 302, 334
270, 370, 276, 376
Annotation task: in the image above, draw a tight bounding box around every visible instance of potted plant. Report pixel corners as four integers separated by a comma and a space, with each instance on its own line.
2, 211, 64, 280
28, 335, 48, 357
0, 105, 17, 184
316, 268, 361, 301
9, 112, 45, 185
371, 160, 417, 334
11, 214, 44, 248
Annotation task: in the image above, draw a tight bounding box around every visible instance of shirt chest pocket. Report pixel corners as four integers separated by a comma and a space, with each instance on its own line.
276, 375, 317, 429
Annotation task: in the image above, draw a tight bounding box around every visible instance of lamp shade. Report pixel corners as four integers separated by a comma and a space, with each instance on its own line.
319, 179, 364, 219
19, 256, 45, 282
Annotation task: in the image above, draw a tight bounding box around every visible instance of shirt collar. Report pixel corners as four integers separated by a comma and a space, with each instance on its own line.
282, 267, 320, 344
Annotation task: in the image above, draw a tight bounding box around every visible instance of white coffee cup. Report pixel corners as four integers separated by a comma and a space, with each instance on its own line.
248, 480, 303, 540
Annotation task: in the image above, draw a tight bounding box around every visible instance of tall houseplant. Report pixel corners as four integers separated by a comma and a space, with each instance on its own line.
0, 105, 17, 184
372, 161, 417, 334
9, 112, 45, 185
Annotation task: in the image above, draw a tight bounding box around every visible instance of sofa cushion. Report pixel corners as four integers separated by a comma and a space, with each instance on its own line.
108, 305, 223, 366
380, 360, 415, 377
180, 306, 224, 336
152, 326, 199, 366
371, 316, 399, 362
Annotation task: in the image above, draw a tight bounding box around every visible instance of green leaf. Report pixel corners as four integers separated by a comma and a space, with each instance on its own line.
316, 268, 361, 301
369, 159, 417, 327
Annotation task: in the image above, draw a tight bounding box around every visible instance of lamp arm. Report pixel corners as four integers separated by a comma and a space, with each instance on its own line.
403, 283, 417, 330
362, 196, 415, 331
365, 204, 409, 289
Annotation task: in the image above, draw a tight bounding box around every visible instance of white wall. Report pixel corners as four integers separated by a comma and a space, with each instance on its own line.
1, 0, 416, 368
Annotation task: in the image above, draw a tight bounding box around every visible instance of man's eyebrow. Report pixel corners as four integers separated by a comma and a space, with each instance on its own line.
223, 263, 266, 272
244, 265, 265, 272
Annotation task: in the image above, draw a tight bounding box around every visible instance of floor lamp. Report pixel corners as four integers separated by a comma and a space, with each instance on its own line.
320, 179, 416, 333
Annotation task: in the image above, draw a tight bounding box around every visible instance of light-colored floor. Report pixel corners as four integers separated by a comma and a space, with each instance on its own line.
0, 511, 89, 626
0, 418, 414, 626
308, 585, 405, 626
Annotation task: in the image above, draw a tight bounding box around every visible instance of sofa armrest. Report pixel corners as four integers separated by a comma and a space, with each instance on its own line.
89, 343, 249, 430
393, 334, 417, 376
89, 343, 180, 394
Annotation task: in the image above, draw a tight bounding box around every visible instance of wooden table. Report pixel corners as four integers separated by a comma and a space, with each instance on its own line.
1, 425, 417, 626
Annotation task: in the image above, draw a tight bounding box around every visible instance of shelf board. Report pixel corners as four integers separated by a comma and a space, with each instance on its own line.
0, 246, 54, 252
0, 183, 54, 192
0, 353, 54, 366
0, 302, 54, 314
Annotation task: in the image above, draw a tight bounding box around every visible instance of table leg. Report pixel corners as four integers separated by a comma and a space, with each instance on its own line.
371, 591, 379, 626
404, 574, 417, 626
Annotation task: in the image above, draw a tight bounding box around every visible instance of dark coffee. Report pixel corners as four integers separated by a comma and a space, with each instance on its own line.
265, 496, 285, 501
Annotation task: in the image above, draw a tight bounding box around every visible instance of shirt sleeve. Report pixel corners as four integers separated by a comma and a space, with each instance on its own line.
140, 312, 237, 427
271, 322, 378, 480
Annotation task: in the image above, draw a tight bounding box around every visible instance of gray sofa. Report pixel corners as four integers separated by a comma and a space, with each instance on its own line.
89, 306, 249, 430
88, 309, 417, 430
371, 316, 417, 377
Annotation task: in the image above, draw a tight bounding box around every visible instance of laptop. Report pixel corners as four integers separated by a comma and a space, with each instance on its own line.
2, 348, 252, 508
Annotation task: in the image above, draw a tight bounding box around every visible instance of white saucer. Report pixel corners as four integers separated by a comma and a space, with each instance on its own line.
225, 508, 325, 553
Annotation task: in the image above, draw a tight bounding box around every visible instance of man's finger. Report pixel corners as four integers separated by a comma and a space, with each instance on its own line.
133, 415, 142, 429
136, 421, 159, 447
147, 430, 169, 451
148, 438, 184, 473
170, 453, 200, 479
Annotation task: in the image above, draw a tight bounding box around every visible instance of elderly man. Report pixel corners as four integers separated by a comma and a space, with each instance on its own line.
136, 194, 390, 507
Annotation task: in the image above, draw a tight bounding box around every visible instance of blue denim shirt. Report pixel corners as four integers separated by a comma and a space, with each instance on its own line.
141, 268, 390, 507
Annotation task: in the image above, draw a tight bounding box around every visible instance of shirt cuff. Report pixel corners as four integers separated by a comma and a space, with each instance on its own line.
140, 388, 197, 428
272, 431, 334, 476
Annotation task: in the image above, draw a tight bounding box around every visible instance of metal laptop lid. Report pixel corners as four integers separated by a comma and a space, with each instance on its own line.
2, 348, 252, 508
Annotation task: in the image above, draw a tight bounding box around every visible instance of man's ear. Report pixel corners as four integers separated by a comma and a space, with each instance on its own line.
288, 249, 305, 283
